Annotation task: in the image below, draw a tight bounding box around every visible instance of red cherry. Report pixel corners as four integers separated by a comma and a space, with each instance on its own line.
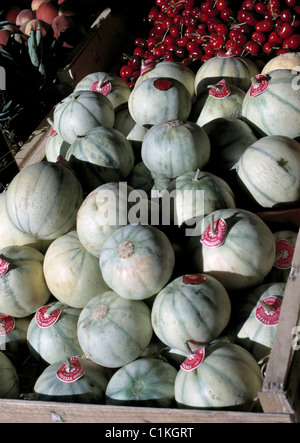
281, 9, 293, 22
215, 23, 228, 36
284, 33, 300, 49
170, 25, 180, 38
255, 19, 274, 32
242, 0, 256, 11
220, 8, 234, 22
252, 31, 266, 44
279, 22, 294, 38
268, 31, 283, 45
188, 48, 203, 60
210, 34, 224, 49
285, 0, 296, 7
133, 46, 144, 58
185, 0, 195, 8
148, 7, 159, 21
215, 0, 228, 11
263, 42, 273, 54
255, 2, 266, 14
120, 65, 134, 79
244, 40, 260, 55
276, 48, 290, 55
229, 29, 247, 45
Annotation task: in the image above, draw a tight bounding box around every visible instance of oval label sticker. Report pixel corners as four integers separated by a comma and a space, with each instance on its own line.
35, 305, 62, 328
255, 296, 282, 326
273, 239, 294, 270
200, 218, 227, 248
0, 258, 9, 276
89, 80, 112, 96
181, 347, 205, 372
0, 313, 15, 336
250, 74, 270, 98
208, 79, 231, 99
56, 357, 85, 383
183, 274, 206, 285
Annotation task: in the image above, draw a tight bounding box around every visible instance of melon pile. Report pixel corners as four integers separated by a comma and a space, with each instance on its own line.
0, 52, 299, 412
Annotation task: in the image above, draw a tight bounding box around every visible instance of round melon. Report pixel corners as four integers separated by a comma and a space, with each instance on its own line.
235, 135, 300, 208
43, 230, 109, 308
77, 290, 153, 368
194, 82, 246, 127
65, 126, 135, 192
134, 60, 196, 99
53, 90, 115, 144
0, 191, 51, 253
0, 351, 19, 399
194, 54, 260, 95
174, 342, 263, 410
141, 119, 210, 179
5, 162, 83, 241
74, 71, 131, 109
242, 69, 300, 138
167, 170, 236, 228
261, 52, 300, 74
233, 282, 287, 361
0, 245, 51, 317
27, 302, 83, 364
105, 357, 177, 407
76, 182, 135, 258
0, 314, 30, 359
151, 273, 231, 354
128, 77, 192, 127
33, 356, 110, 404
99, 224, 175, 300
188, 208, 276, 291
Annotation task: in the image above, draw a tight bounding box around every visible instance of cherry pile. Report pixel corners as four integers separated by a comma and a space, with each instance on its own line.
120, 0, 300, 87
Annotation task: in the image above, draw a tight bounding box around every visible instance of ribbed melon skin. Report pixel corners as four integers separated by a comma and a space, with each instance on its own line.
65, 126, 135, 186
105, 357, 177, 408
174, 343, 263, 410
0, 351, 19, 399
195, 85, 245, 127
0, 245, 51, 318
43, 230, 109, 308
5, 162, 83, 241
128, 77, 192, 126
134, 60, 196, 99
77, 290, 153, 368
151, 274, 231, 353
45, 131, 70, 163
27, 303, 83, 364
236, 135, 300, 208
242, 69, 300, 138
141, 120, 210, 179
235, 282, 286, 361
99, 224, 175, 301
189, 208, 276, 291
194, 55, 259, 95
167, 170, 236, 226
74, 72, 131, 109
53, 90, 115, 144
33, 357, 110, 404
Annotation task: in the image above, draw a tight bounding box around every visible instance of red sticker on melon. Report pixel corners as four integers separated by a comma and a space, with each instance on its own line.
208, 79, 231, 99
0, 313, 15, 336
35, 305, 62, 328
0, 258, 9, 276
141, 59, 156, 75
183, 274, 206, 285
181, 347, 205, 372
273, 239, 294, 269
200, 218, 227, 248
255, 296, 282, 326
56, 357, 85, 383
154, 78, 173, 90
89, 80, 112, 96
50, 128, 57, 137
250, 74, 270, 98
217, 51, 235, 58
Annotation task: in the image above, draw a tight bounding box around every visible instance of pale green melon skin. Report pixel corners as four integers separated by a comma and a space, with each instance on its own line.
266, 230, 297, 283
188, 208, 276, 291
105, 357, 178, 407
194, 55, 260, 95
0, 351, 19, 399
0, 245, 51, 318
174, 342, 263, 410
27, 302, 83, 364
53, 90, 115, 144
0, 316, 30, 358
234, 282, 286, 361
76, 182, 135, 258
45, 130, 70, 163
195, 84, 246, 127
5, 162, 83, 241
99, 224, 175, 300
236, 135, 300, 208
167, 170, 236, 227
77, 290, 153, 368
43, 230, 109, 308
151, 274, 231, 353
34, 357, 110, 404
128, 77, 192, 127
74, 71, 131, 109
242, 69, 300, 138
141, 120, 210, 179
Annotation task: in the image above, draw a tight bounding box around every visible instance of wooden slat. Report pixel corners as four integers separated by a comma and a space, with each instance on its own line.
259, 228, 300, 414
0, 399, 294, 423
